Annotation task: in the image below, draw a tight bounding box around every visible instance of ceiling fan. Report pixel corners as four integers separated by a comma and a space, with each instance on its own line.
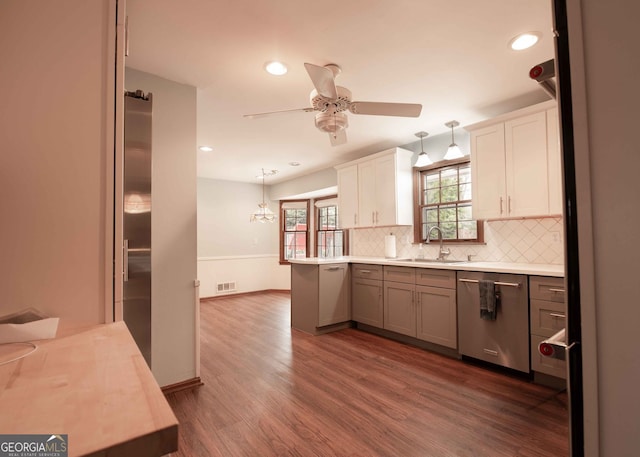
244, 63, 423, 146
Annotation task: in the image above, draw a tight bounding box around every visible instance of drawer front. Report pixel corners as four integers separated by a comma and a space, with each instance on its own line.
531, 334, 567, 379
529, 276, 565, 302
531, 299, 566, 337
352, 263, 383, 280
383, 265, 416, 284
415, 268, 456, 289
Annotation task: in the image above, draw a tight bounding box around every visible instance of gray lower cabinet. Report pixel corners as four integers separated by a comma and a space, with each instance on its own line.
351, 264, 383, 328
382, 266, 457, 348
384, 280, 416, 336
416, 285, 457, 349
530, 276, 566, 379
291, 263, 350, 334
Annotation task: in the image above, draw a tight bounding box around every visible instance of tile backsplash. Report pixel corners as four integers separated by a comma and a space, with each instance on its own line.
351, 217, 564, 265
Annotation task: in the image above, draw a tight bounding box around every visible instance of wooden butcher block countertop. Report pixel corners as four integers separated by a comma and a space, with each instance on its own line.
0, 321, 178, 457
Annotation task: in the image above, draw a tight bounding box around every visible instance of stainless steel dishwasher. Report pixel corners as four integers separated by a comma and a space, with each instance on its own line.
457, 271, 529, 373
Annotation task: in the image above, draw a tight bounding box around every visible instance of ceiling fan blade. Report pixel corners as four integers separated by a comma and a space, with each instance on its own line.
348, 101, 422, 117
243, 107, 315, 119
329, 129, 347, 146
304, 63, 338, 99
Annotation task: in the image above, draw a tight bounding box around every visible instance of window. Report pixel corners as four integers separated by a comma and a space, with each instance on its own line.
414, 158, 483, 243
280, 200, 309, 263
315, 197, 348, 258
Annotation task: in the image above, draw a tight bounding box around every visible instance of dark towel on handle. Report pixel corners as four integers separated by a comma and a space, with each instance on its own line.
479, 279, 497, 320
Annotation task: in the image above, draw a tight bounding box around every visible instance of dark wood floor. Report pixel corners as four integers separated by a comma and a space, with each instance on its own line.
166, 291, 568, 457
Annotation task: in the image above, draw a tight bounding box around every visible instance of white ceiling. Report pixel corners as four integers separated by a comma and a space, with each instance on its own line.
125, 0, 554, 184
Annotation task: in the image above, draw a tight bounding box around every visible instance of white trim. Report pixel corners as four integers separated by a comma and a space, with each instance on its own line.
281, 201, 308, 209
464, 100, 557, 132
103, 0, 119, 324
198, 254, 279, 261
112, 0, 127, 323
315, 197, 338, 208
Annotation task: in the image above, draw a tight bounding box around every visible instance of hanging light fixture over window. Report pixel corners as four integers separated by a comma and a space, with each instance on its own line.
444, 120, 464, 160
250, 168, 277, 223
413, 131, 432, 167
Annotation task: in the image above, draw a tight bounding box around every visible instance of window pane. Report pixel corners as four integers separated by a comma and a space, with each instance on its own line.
424, 208, 438, 223
459, 183, 472, 201
335, 231, 343, 248
457, 205, 473, 221
426, 188, 440, 204
458, 221, 478, 239
284, 232, 296, 259
426, 173, 440, 189
441, 184, 458, 203
439, 206, 456, 222
459, 166, 471, 184
441, 168, 458, 186
440, 222, 457, 239
285, 216, 297, 230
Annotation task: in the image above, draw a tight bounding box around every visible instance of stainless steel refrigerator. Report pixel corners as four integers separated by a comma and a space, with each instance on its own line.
123, 90, 152, 367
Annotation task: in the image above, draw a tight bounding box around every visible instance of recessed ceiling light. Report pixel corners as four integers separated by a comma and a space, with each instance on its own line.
198, 145, 213, 152
264, 61, 288, 76
509, 32, 541, 51
288, 161, 301, 167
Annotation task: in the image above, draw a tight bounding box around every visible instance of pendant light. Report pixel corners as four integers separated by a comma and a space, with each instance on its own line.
250, 168, 277, 223
413, 131, 432, 167
444, 120, 464, 160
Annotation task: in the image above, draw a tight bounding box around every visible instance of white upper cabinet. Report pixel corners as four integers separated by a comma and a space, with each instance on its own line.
336, 164, 359, 228
468, 101, 562, 220
336, 147, 413, 228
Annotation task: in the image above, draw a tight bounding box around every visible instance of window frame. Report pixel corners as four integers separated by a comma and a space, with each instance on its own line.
315, 195, 349, 258
279, 199, 310, 265
413, 157, 484, 244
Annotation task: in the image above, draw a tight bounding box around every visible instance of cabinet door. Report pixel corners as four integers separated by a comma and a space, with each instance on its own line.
318, 265, 350, 326
505, 111, 549, 217
374, 154, 397, 226
383, 281, 415, 337
337, 165, 359, 228
416, 285, 457, 349
471, 123, 506, 219
357, 160, 376, 227
352, 278, 383, 328
546, 108, 563, 215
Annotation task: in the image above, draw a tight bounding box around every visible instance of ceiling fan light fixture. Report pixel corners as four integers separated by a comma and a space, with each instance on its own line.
264, 61, 288, 76
413, 131, 432, 167
509, 32, 541, 51
444, 120, 464, 160
315, 111, 348, 133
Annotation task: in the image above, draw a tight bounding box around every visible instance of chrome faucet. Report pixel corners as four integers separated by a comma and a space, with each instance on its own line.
427, 226, 451, 261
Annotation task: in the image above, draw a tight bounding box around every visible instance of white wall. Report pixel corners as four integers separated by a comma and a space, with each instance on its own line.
569, 0, 640, 455
125, 68, 198, 387
197, 178, 289, 297
270, 168, 337, 200
0, 0, 114, 324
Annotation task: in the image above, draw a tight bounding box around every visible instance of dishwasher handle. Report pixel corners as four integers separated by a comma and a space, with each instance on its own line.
458, 278, 521, 288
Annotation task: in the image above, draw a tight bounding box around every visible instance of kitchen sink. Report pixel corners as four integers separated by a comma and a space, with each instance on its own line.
390, 258, 468, 264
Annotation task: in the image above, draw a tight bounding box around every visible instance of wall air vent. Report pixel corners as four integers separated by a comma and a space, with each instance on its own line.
216, 282, 237, 294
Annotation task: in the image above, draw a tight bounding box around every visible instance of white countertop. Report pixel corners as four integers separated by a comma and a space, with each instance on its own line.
288, 256, 564, 277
